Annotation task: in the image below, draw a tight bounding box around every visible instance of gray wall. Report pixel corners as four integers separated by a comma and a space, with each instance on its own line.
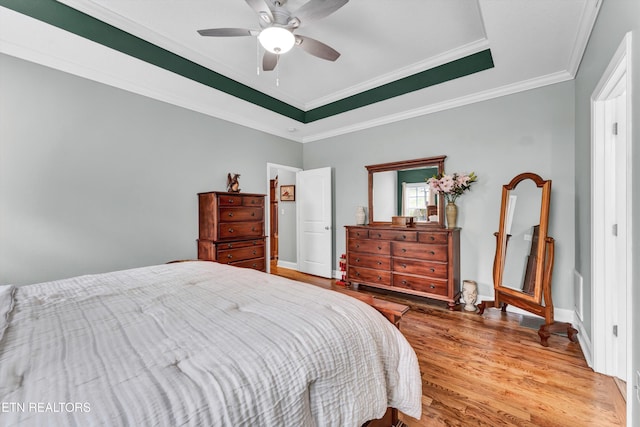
276, 168, 297, 264
0, 54, 302, 285
574, 0, 639, 423
304, 82, 576, 311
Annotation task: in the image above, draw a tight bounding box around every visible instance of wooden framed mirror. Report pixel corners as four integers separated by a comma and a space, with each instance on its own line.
477, 172, 578, 346
366, 155, 446, 226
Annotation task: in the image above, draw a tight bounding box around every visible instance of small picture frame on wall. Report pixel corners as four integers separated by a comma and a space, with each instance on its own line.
280, 185, 295, 201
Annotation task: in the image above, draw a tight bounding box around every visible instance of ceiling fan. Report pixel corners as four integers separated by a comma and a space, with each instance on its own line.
197, 0, 348, 71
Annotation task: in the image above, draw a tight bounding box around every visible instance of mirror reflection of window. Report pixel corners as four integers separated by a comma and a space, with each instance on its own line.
402, 182, 429, 221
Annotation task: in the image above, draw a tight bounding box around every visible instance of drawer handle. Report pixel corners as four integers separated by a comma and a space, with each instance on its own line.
401, 263, 406, 268
430, 268, 435, 272
227, 254, 233, 259
356, 232, 361, 237
251, 212, 256, 216
377, 276, 382, 281
251, 200, 256, 204
429, 236, 435, 241
377, 246, 382, 250
228, 199, 235, 204
401, 248, 407, 253
401, 280, 408, 285
252, 250, 257, 255
376, 233, 382, 238
228, 228, 234, 233
228, 212, 234, 217
429, 284, 436, 289
252, 263, 257, 267
356, 272, 360, 277
429, 251, 435, 255
251, 226, 256, 231
227, 243, 233, 248
356, 244, 360, 248
355, 258, 360, 262
377, 261, 382, 265
402, 235, 406, 239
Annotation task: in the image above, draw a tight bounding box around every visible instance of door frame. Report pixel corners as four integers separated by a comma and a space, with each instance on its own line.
590, 31, 633, 397
266, 163, 302, 273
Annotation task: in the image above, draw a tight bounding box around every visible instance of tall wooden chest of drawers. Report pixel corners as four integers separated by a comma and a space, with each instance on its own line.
345, 225, 460, 309
198, 191, 266, 271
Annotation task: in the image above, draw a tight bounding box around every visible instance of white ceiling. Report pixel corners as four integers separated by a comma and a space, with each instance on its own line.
0, 0, 601, 142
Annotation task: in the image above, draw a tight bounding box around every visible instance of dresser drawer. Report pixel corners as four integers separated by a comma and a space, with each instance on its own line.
216, 239, 264, 250
392, 258, 448, 278
218, 244, 265, 263
218, 195, 243, 206
368, 229, 417, 242
391, 242, 448, 262
418, 232, 449, 245
393, 274, 448, 296
219, 222, 264, 239
229, 257, 265, 271
348, 267, 391, 286
219, 207, 263, 222
348, 253, 391, 270
348, 239, 390, 255
348, 229, 369, 239
242, 196, 264, 207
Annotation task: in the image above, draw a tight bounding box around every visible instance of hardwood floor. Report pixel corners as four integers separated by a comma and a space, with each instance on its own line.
270, 264, 626, 427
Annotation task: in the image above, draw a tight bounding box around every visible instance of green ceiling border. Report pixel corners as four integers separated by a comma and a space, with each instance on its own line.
1, 0, 494, 124
305, 49, 493, 122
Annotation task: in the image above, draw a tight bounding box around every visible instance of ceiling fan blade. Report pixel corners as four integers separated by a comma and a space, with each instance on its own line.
295, 35, 340, 61
197, 28, 257, 37
292, 0, 349, 25
245, 0, 274, 23
263, 52, 278, 71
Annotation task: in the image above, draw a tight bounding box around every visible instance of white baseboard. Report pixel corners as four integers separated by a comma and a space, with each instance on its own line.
574, 314, 593, 368
277, 260, 298, 270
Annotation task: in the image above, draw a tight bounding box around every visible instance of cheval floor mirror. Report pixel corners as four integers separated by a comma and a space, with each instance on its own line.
477, 172, 578, 347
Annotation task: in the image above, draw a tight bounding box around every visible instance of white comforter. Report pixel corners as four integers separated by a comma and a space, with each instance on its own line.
0, 262, 421, 426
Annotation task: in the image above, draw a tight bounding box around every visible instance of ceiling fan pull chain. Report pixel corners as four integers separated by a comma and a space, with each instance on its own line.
276, 56, 280, 87
256, 39, 260, 76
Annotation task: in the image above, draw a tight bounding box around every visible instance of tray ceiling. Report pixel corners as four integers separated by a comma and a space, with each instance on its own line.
0, 0, 600, 142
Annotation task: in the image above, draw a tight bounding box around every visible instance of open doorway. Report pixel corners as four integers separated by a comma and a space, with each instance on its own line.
266, 163, 302, 273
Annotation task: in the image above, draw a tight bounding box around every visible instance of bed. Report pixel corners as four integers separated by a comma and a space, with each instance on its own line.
0, 261, 421, 426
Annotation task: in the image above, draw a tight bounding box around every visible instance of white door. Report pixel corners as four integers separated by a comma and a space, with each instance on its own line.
297, 167, 332, 278
607, 91, 627, 381
591, 33, 632, 388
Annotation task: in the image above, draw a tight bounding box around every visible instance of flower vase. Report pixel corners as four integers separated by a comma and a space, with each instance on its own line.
445, 202, 458, 229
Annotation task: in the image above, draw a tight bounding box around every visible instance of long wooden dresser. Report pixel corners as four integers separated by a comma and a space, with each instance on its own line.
197, 191, 266, 271
345, 225, 460, 309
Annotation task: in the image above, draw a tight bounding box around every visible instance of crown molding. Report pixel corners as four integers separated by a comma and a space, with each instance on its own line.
566, 0, 602, 76
0, 7, 304, 142
301, 70, 573, 142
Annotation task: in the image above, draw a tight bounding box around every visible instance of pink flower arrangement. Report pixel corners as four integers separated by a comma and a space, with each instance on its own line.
427, 172, 478, 203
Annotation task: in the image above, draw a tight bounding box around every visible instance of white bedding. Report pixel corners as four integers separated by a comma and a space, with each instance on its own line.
0, 262, 421, 426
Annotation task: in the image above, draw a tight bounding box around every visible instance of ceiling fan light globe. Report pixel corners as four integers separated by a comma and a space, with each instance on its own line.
258, 27, 295, 54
